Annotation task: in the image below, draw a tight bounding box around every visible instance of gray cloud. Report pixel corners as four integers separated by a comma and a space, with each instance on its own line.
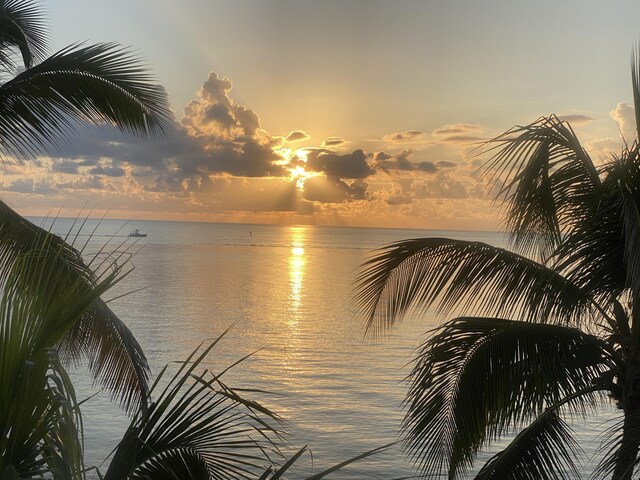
303, 176, 367, 203
4, 178, 57, 195
322, 137, 346, 147
436, 160, 457, 168
383, 130, 424, 142
306, 149, 374, 179
285, 130, 310, 142
558, 114, 594, 124
89, 165, 127, 177
432, 124, 481, 136
374, 150, 445, 174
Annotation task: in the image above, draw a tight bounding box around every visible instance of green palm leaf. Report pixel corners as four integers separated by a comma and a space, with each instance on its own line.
355, 238, 609, 336
104, 336, 281, 480
0, 229, 126, 478
403, 317, 613, 478
0, 200, 150, 411
0, 42, 172, 160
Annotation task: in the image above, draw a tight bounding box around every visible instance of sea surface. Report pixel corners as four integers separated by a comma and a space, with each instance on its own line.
33, 218, 617, 479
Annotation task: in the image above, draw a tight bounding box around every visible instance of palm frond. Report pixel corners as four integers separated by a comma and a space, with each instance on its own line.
0, 0, 47, 71
0, 42, 173, 161
104, 336, 282, 480
552, 145, 640, 302
130, 449, 210, 480
403, 317, 613, 479
0, 201, 150, 411
480, 115, 600, 259
474, 409, 581, 480
355, 238, 608, 336
0, 229, 125, 479
592, 411, 640, 480
632, 44, 640, 139
58, 299, 150, 412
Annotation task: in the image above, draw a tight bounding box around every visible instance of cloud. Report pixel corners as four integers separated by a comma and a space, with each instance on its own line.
427, 172, 468, 199
383, 130, 424, 142
178, 72, 288, 177
306, 149, 374, 179
302, 176, 367, 203
432, 124, 484, 144
432, 124, 481, 136
322, 137, 347, 147
89, 165, 127, 177
437, 135, 484, 143
3, 178, 57, 195
374, 149, 448, 174
610, 102, 636, 140
558, 114, 594, 124
436, 160, 457, 168
51, 160, 81, 174
57, 176, 115, 191
285, 130, 310, 142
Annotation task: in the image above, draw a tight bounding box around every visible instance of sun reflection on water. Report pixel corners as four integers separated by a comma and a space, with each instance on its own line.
288, 227, 307, 319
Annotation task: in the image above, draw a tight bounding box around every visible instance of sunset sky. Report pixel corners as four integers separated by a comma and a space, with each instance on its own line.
7, 0, 640, 230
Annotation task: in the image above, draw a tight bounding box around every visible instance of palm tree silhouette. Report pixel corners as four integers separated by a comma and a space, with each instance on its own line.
356, 49, 640, 480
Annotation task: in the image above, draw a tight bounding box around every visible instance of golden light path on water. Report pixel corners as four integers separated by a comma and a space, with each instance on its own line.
286, 226, 306, 352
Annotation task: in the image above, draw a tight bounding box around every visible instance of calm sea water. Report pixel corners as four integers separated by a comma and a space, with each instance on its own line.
33, 218, 617, 478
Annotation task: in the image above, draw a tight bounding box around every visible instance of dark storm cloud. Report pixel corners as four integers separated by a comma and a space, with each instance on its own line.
305, 149, 374, 179
285, 130, 310, 142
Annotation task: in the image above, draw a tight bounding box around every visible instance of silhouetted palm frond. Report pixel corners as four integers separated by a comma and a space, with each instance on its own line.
0, 42, 173, 161
403, 317, 612, 478
355, 238, 609, 336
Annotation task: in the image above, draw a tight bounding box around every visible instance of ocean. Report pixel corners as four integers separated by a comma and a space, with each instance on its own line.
33, 218, 616, 478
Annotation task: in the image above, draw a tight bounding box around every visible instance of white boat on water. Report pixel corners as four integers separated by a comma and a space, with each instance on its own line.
128, 228, 147, 238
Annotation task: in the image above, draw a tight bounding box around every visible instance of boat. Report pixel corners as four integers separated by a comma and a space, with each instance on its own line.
128, 228, 147, 238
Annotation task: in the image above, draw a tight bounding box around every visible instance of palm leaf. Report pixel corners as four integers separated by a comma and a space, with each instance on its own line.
552, 146, 640, 303
403, 317, 613, 479
592, 411, 640, 480
474, 409, 581, 480
0, 42, 172, 161
0, 0, 47, 71
632, 44, 640, 139
480, 115, 600, 259
0, 200, 150, 411
355, 238, 610, 336
130, 449, 210, 480
0, 230, 126, 478
104, 336, 281, 480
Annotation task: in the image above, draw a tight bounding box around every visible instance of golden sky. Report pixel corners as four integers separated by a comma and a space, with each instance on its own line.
6, 0, 640, 230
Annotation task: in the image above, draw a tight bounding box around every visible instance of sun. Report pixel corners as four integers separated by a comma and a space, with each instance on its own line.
287, 149, 320, 190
